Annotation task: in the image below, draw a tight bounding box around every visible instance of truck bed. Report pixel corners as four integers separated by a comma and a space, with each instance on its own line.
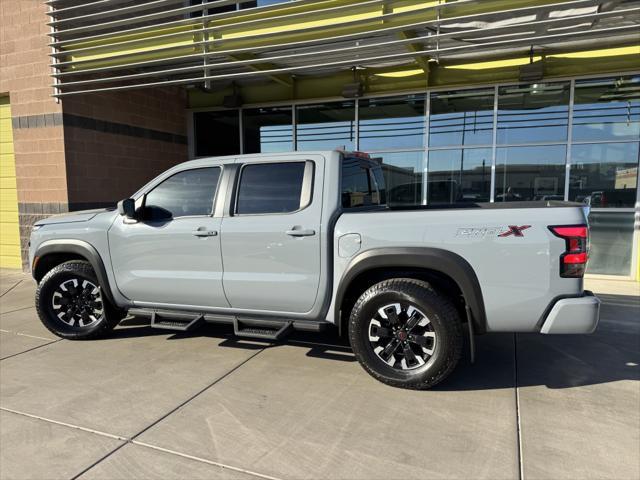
333, 202, 588, 333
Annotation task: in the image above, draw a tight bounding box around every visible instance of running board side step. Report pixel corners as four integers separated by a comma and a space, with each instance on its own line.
128, 308, 326, 336
233, 318, 293, 340
150, 311, 205, 332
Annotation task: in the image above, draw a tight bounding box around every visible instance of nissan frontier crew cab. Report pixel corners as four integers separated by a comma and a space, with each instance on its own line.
29, 151, 600, 389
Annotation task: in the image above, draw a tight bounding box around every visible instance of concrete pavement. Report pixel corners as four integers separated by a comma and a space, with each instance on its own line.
0, 270, 638, 480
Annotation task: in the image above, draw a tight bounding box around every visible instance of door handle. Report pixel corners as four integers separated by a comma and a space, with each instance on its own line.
192, 228, 218, 237
286, 227, 316, 237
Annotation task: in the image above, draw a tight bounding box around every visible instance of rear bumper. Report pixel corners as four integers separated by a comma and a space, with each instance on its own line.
540, 291, 600, 334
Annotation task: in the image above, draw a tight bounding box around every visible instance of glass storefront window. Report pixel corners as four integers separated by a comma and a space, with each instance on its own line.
194, 110, 240, 157
495, 145, 566, 201
427, 148, 491, 204
296, 101, 355, 151
243, 106, 293, 154
191, 77, 639, 277
429, 88, 494, 147
497, 82, 570, 144
374, 151, 424, 207
569, 142, 639, 207
586, 211, 636, 275
573, 76, 640, 142
358, 95, 425, 151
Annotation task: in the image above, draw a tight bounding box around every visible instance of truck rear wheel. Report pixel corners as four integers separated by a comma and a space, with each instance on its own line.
348, 278, 463, 389
35, 260, 123, 340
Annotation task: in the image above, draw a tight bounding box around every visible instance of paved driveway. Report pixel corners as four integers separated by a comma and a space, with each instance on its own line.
1, 270, 638, 480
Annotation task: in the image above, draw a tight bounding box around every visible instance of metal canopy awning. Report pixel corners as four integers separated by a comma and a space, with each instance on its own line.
46, 0, 640, 96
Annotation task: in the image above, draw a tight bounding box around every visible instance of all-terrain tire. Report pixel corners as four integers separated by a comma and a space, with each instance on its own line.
349, 278, 463, 389
35, 260, 123, 340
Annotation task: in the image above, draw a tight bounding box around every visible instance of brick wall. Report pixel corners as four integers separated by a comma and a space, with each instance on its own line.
0, 0, 69, 269
63, 88, 188, 206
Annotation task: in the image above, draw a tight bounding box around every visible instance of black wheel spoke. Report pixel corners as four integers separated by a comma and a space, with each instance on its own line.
381, 338, 400, 359
81, 311, 91, 325
375, 326, 392, 338
408, 334, 427, 346
405, 311, 423, 331
384, 306, 400, 326
402, 343, 419, 366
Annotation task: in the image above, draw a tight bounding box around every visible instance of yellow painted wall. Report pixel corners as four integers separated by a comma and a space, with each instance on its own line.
0, 96, 22, 269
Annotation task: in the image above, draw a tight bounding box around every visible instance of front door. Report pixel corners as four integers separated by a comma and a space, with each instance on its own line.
108, 166, 229, 308
221, 159, 323, 314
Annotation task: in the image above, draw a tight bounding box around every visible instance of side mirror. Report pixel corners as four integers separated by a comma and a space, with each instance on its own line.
117, 198, 136, 219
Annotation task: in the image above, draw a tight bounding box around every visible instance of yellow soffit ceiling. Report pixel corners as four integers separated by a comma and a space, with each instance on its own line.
442, 46, 640, 70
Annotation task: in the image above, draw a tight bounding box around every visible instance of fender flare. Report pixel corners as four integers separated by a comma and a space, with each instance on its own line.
33, 239, 120, 308
335, 247, 487, 333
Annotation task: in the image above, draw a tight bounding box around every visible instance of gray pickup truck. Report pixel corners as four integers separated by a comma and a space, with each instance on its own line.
29, 151, 600, 389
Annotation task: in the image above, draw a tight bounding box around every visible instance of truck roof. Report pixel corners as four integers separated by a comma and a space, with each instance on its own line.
167, 150, 374, 170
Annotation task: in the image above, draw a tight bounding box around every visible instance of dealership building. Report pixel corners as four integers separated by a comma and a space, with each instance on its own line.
0, 0, 638, 279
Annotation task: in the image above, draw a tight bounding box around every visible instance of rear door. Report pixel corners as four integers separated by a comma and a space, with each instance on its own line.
220, 157, 323, 313
108, 166, 229, 308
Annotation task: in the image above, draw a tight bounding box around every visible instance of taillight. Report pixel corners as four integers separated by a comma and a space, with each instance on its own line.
548, 225, 589, 278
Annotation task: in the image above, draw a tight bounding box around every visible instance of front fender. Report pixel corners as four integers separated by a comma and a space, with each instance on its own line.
33, 239, 120, 308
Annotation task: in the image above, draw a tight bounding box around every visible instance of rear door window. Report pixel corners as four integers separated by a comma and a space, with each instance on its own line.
236, 162, 307, 215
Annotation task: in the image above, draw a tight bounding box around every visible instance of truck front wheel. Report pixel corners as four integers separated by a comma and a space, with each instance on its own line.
35, 260, 124, 340
348, 278, 463, 389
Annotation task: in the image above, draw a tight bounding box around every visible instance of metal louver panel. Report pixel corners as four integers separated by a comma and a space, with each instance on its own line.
46, 0, 640, 96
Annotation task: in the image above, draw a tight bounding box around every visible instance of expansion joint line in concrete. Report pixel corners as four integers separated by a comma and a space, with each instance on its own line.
66, 347, 274, 480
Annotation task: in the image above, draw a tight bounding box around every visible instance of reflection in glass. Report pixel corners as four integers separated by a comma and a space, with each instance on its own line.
358, 95, 425, 150
495, 145, 566, 201
296, 102, 355, 151
586, 211, 635, 275
243, 107, 293, 154
373, 151, 424, 206
194, 110, 240, 156
341, 157, 385, 208
428, 149, 491, 204
429, 88, 494, 147
569, 142, 639, 207
497, 83, 570, 144
573, 76, 640, 142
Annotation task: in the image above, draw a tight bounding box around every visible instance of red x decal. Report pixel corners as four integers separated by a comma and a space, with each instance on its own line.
498, 225, 531, 237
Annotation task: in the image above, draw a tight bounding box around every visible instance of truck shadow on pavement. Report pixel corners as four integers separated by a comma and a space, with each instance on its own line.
114, 293, 639, 391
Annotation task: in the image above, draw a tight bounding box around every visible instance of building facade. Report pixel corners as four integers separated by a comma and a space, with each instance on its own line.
0, 0, 639, 279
